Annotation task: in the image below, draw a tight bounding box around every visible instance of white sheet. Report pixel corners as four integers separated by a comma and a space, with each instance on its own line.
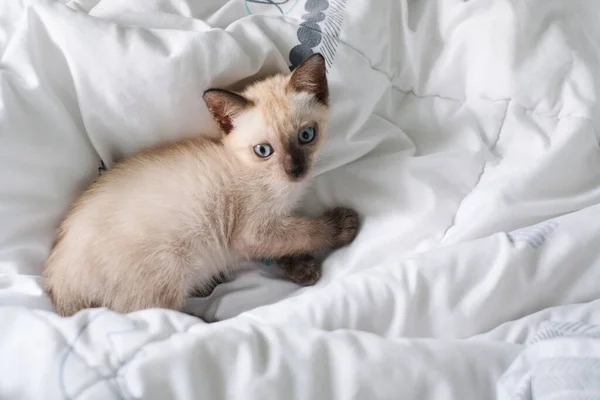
2, 0, 600, 399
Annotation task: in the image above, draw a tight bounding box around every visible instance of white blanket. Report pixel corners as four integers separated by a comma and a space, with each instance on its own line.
2, 0, 600, 399
499, 321, 600, 400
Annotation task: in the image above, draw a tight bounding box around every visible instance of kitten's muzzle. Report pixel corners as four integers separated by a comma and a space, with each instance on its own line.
283, 150, 307, 181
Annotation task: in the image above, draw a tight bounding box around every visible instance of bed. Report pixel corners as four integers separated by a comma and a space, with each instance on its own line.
2, 0, 600, 399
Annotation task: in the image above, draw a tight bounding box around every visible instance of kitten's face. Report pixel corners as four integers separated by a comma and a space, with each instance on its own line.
204, 54, 328, 183
223, 86, 327, 182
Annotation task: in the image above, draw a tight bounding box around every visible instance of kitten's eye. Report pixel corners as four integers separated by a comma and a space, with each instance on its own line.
298, 126, 316, 144
253, 143, 273, 158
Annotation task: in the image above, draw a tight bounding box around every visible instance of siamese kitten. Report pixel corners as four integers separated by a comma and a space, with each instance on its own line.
43, 54, 360, 317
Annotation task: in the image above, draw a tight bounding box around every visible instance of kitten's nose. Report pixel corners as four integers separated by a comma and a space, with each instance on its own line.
289, 165, 305, 179
283, 149, 306, 181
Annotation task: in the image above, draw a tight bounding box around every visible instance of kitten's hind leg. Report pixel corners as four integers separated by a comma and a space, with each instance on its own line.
277, 254, 322, 286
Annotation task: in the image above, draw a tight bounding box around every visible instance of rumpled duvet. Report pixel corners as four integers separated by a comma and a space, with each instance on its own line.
2, 0, 600, 399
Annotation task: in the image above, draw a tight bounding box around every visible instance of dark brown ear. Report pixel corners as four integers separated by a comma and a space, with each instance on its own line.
203, 89, 252, 134
288, 53, 328, 105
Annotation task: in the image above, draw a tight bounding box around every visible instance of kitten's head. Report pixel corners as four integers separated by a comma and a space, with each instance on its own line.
203, 53, 328, 183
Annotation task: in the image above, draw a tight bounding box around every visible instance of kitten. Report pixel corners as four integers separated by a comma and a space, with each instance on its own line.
43, 54, 359, 317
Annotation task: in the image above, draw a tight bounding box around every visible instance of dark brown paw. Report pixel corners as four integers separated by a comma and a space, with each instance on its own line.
278, 255, 322, 286
324, 207, 360, 248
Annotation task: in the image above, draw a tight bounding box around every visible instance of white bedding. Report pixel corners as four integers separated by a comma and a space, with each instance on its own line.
498, 321, 600, 400
2, 0, 600, 399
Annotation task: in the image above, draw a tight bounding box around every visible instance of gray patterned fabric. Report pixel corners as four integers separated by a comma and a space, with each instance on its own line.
499, 322, 600, 400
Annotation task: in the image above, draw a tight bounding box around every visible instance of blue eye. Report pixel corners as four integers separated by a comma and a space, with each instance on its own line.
253, 143, 273, 158
298, 126, 316, 144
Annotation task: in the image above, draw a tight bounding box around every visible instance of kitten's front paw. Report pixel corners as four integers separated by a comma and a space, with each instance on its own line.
278, 255, 322, 286
324, 207, 360, 248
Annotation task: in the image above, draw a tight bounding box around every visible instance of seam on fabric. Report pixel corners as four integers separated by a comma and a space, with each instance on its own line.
73, 377, 126, 400
276, 16, 593, 123
26, 309, 124, 400
72, 326, 203, 400
440, 99, 511, 242
389, 84, 593, 122
57, 309, 125, 400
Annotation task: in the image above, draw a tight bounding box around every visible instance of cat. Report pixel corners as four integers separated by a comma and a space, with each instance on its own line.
43, 53, 360, 317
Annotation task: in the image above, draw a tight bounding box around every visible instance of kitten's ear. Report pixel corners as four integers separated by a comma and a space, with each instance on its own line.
288, 53, 328, 105
203, 89, 252, 134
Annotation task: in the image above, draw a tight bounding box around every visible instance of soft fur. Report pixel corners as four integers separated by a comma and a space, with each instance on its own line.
43, 54, 359, 317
